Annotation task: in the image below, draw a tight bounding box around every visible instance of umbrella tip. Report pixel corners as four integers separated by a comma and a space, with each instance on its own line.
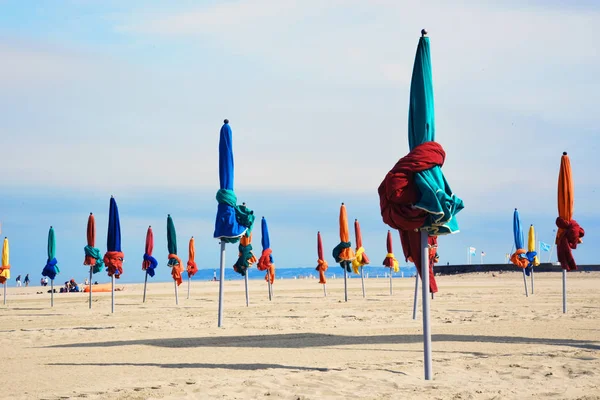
149, 225, 151, 228
514, 208, 517, 210
224, 119, 229, 124
89, 212, 93, 215
111, 195, 113, 198
191, 236, 194, 238
421, 28, 428, 36
341, 202, 345, 205
563, 151, 567, 155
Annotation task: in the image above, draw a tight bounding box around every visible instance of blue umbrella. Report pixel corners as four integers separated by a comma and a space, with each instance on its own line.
258, 217, 275, 300
511, 208, 530, 296
104, 196, 124, 313
213, 119, 255, 242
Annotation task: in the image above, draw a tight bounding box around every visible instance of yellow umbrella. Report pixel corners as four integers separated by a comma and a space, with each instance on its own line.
526, 225, 540, 294
1, 237, 10, 305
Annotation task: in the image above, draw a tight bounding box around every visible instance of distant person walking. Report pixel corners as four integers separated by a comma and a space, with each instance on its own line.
16, 275, 22, 287
24, 274, 30, 287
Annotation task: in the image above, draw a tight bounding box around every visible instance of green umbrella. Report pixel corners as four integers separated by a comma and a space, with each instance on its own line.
167, 214, 183, 305
41, 226, 60, 307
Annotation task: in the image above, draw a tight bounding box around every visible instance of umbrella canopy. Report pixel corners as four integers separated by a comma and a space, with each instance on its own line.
378, 31, 462, 293
351, 219, 370, 274
382, 230, 399, 272
0, 237, 10, 284
142, 226, 158, 278
526, 225, 540, 274
315, 232, 328, 284
257, 217, 275, 284
510, 209, 528, 269
187, 237, 198, 278
167, 215, 183, 286
84, 213, 104, 274
103, 196, 124, 278
42, 226, 60, 280
233, 232, 258, 277
556, 152, 584, 271
213, 120, 255, 243
332, 203, 355, 273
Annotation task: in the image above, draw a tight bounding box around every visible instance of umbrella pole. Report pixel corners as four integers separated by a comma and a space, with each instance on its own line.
522, 269, 529, 297
267, 280, 272, 301
389, 270, 393, 295
51, 279, 54, 307
343, 266, 348, 302
562, 269, 567, 313
187, 277, 191, 300
3, 282, 6, 305
412, 274, 419, 320
143, 270, 148, 303
217, 241, 226, 328
360, 267, 366, 298
531, 268, 535, 295
244, 274, 249, 306
323, 283, 327, 297
174, 279, 179, 305
421, 230, 432, 380
111, 275, 115, 313
89, 267, 93, 309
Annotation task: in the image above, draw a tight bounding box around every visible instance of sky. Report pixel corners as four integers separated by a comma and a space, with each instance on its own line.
0, 0, 598, 283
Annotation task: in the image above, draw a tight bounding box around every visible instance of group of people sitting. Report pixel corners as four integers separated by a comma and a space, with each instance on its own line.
59, 279, 80, 293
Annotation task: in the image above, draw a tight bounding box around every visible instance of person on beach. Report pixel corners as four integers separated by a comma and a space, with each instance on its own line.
24, 274, 30, 287
16, 275, 21, 287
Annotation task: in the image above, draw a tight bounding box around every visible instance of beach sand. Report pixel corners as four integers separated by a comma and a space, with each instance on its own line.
1, 271, 598, 400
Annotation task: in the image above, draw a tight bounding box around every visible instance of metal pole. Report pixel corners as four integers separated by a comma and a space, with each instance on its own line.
218, 241, 226, 327
343, 266, 348, 302
412, 274, 419, 320
3, 282, 6, 305
522, 269, 529, 297
360, 267, 366, 298
111, 275, 115, 313
174, 279, 179, 305
51, 279, 54, 307
89, 267, 93, 309
530, 268, 535, 295
562, 269, 567, 313
142, 271, 148, 303
187, 277, 191, 300
389, 270, 393, 295
421, 230, 432, 380
323, 284, 327, 297
244, 274, 249, 306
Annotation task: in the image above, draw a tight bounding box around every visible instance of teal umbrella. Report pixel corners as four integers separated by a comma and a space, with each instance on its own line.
167, 214, 183, 305
42, 226, 60, 307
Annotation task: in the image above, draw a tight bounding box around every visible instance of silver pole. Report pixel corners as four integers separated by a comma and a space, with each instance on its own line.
187, 277, 191, 300
343, 266, 348, 302
174, 279, 179, 305
530, 268, 535, 295
267, 279, 272, 301
522, 269, 529, 297
389, 270, 393, 295
142, 271, 148, 303
360, 267, 366, 298
244, 274, 249, 306
421, 230, 432, 380
111, 275, 115, 313
562, 269, 567, 313
217, 241, 226, 327
3, 282, 6, 305
323, 284, 327, 297
51, 279, 54, 307
89, 267, 93, 309
412, 274, 419, 320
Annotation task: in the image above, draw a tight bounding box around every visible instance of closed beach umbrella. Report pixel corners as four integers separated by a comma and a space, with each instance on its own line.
526, 225, 540, 294
1, 237, 10, 304
84, 213, 104, 309
510, 209, 530, 296
233, 233, 257, 276
167, 215, 184, 305
42, 226, 60, 307
213, 120, 255, 327
186, 237, 198, 300
257, 217, 275, 300
332, 203, 354, 302
383, 230, 399, 295
142, 226, 158, 303
352, 219, 370, 298
556, 152, 584, 313
377, 30, 463, 380
104, 196, 124, 313
315, 232, 328, 296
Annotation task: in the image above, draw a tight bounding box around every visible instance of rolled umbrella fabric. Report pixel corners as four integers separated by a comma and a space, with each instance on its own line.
510, 209, 529, 269
233, 233, 257, 276
42, 226, 60, 280
351, 219, 370, 274
104, 197, 124, 278
213, 120, 255, 242
316, 232, 328, 284
167, 215, 183, 286
142, 226, 158, 278
556, 152, 584, 271
84, 213, 104, 274
382, 230, 399, 273
332, 204, 355, 273
187, 237, 198, 278
378, 34, 462, 293
257, 217, 275, 284
525, 225, 540, 275
0, 238, 10, 284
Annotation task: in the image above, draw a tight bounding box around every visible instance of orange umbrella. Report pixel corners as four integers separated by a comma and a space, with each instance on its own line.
315, 231, 328, 285
187, 237, 198, 278
332, 203, 355, 302
556, 152, 584, 271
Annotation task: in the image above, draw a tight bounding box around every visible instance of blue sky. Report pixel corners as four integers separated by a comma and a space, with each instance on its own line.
0, 0, 598, 283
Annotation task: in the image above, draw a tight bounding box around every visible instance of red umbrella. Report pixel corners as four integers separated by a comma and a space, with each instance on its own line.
142, 226, 158, 303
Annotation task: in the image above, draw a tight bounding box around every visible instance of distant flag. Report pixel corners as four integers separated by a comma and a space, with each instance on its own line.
469, 247, 476, 256
540, 242, 552, 252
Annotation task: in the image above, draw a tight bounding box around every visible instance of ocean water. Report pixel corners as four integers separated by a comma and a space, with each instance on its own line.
155, 265, 419, 283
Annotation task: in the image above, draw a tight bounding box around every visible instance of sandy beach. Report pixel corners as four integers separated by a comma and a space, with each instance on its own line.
1, 272, 599, 400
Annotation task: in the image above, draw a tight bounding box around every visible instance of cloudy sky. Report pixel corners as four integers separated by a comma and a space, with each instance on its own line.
1, 0, 598, 283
